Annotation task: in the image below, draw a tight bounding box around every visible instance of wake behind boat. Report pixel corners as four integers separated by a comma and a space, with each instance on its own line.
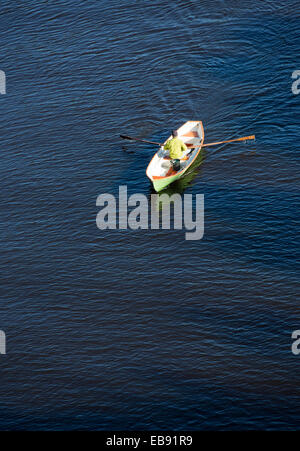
146, 121, 204, 192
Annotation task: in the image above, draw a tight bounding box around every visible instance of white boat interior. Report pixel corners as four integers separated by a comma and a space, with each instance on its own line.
146, 121, 204, 179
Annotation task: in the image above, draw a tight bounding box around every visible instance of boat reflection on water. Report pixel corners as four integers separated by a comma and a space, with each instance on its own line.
148, 149, 205, 212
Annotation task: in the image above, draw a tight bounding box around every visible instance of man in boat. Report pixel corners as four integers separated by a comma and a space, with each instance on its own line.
162, 130, 188, 171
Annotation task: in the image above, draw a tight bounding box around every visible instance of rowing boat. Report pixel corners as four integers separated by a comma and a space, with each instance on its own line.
146, 120, 204, 192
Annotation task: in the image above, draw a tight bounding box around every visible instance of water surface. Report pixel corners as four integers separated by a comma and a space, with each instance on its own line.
0, 0, 299, 430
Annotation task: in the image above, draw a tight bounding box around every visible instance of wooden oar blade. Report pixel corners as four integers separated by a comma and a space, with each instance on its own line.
237, 135, 256, 142
120, 134, 134, 141
120, 134, 162, 146
201, 134, 256, 148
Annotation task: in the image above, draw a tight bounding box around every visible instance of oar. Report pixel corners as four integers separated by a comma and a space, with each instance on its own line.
185, 134, 255, 156
120, 134, 162, 146
202, 135, 255, 148
120, 133, 255, 149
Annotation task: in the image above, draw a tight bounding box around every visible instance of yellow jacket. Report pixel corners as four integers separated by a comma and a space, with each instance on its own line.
164, 137, 187, 159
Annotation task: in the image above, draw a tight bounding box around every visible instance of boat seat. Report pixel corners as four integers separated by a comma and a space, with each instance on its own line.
153, 168, 177, 180
182, 131, 199, 137
163, 155, 189, 161
153, 163, 183, 179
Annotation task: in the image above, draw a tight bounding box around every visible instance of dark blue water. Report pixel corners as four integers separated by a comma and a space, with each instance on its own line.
0, 0, 299, 430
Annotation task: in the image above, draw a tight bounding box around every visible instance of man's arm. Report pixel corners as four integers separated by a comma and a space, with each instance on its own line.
181, 140, 188, 152
164, 141, 170, 150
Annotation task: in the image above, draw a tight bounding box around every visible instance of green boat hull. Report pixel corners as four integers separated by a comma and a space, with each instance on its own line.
152, 166, 189, 192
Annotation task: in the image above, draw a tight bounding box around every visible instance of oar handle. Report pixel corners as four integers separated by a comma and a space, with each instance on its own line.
120, 135, 162, 146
